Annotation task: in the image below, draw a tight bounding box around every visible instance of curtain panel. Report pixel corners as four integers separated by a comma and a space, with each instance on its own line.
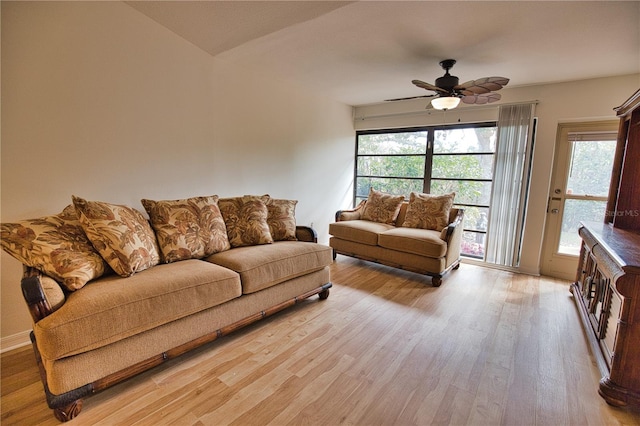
485, 103, 536, 267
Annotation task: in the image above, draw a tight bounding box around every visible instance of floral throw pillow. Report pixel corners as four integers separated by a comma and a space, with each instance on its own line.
141, 195, 230, 263
361, 188, 405, 224
266, 198, 298, 241
401, 192, 456, 231
218, 196, 273, 248
0, 205, 108, 291
72, 196, 160, 277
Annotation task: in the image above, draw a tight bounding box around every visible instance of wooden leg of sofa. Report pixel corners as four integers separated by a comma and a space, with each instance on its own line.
53, 399, 83, 422
431, 276, 442, 287
453, 262, 461, 270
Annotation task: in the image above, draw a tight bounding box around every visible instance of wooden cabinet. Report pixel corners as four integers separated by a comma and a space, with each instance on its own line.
607, 89, 640, 231
571, 222, 640, 407
572, 89, 640, 407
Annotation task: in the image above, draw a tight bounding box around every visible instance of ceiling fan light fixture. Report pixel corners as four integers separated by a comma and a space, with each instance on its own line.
431, 96, 461, 110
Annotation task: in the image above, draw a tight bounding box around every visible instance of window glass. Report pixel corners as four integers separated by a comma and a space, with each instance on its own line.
358, 132, 427, 155
431, 180, 492, 206
357, 156, 425, 178
566, 140, 616, 197
432, 154, 493, 179
434, 127, 496, 153
559, 200, 608, 255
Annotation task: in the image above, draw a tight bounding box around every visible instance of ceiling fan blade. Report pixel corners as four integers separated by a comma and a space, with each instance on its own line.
461, 92, 502, 105
385, 94, 436, 102
412, 79, 449, 94
455, 77, 510, 95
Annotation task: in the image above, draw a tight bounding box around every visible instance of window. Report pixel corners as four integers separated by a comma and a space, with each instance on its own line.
558, 131, 617, 255
355, 123, 497, 259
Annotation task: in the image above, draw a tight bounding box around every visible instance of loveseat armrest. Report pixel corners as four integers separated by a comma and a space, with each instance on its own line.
335, 200, 366, 222
443, 209, 465, 269
296, 226, 318, 243
442, 208, 465, 243
21, 267, 66, 323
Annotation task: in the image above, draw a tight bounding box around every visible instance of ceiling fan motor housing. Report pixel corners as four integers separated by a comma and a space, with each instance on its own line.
435, 74, 459, 93
436, 59, 459, 95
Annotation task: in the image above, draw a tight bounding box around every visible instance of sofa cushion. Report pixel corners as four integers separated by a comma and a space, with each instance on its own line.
378, 227, 447, 258
141, 195, 230, 263
205, 241, 332, 294
401, 192, 455, 231
0, 205, 108, 291
72, 196, 161, 277
34, 260, 242, 360
266, 198, 298, 241
361, 188, 405, 224
219, 196, 273, 248
328, 220, 395, 246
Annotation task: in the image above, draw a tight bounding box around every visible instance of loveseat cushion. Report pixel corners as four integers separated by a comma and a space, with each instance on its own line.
401, 191, 455, 231
34, 260, 241, 360
360, 188, 405, 224
328, 220, 395, 246
378, 227, 447, 258
205, 241, 332, 294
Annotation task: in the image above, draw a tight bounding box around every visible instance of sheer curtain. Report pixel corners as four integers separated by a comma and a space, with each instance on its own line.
485, 103, 536, 267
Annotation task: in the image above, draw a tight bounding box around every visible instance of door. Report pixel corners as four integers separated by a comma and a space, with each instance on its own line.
541, 121, 618, 280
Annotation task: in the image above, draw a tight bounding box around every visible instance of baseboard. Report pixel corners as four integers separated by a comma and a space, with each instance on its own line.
461, 258, 542, 277
1, 330, 31, 353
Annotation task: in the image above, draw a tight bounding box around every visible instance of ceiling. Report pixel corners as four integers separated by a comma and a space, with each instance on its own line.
126, 1, 640, 106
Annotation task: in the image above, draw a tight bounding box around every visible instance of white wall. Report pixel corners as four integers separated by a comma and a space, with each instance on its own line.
0, 1, 355, 348
353, 74, 640, 276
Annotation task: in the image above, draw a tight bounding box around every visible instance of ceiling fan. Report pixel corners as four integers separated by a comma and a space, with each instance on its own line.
386, 59, 509, 110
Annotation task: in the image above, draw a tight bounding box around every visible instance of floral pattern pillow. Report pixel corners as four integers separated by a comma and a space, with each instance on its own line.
218, 196, 273, 248
0, 205, 108, 291
361, 188, 405, 224
141, 195, 230, 263
266, 198, 298, 241
72, 196, 160, 277
401, 192, 456, 231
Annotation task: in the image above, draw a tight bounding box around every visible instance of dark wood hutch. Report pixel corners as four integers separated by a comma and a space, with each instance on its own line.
570, 88, 640, 407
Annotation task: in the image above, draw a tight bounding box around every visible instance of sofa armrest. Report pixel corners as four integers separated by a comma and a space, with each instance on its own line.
335, 200, 366, 222
21, 267, 66, 323
296, 226, 318, 243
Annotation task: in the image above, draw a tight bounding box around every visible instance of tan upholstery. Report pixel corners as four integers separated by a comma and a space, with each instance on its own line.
329, 238, 445, 273
41, 267, 329, 395
206, 241, 332, 294
378, 227, 447, 258
328, 220, 395, 246
34, 260, 242, 360
330, 202, 463, 284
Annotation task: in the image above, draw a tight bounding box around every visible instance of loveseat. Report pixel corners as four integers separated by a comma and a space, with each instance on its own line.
329, 189, 464, 286
1, 194, 332, 422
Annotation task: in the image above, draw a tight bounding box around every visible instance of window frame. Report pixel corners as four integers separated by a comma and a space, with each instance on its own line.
355, 122, 497, 259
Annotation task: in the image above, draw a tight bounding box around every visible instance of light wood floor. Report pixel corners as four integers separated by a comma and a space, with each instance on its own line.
3, 256, 640, 425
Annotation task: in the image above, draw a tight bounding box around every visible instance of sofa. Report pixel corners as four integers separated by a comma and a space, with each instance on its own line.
1, 194, 332, 422
329, 189, 464, 286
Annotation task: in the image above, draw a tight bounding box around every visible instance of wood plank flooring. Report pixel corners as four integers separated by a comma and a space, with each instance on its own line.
3, 256, 640, 425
